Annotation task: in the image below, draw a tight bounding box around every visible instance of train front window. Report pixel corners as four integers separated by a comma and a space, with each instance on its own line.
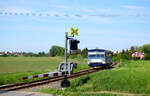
88, 55, 96, 57
89, 54, 104, 57
97, 54, 104, 57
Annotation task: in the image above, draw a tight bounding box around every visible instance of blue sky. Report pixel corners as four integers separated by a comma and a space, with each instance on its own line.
0, 0, 150, 53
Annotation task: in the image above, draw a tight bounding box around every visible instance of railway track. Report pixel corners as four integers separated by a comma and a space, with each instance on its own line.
0, 62, 119, 91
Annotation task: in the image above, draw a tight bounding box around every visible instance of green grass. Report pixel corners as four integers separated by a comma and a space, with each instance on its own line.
68, 60, 150, 94
39, 60, 150, 96
39, 88, 124, 96
72, 94, 123, 96
0, 57, 88, 85
2, 57, 149, 95
0, 57, 63, 74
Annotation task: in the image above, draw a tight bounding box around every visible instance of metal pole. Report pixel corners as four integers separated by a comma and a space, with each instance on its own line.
61, 32, 70, 88
65, 32, 68, 70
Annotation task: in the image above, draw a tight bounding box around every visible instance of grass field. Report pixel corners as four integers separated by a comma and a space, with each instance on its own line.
0, 57, 88, 85
39, 88, 124, 96
39, 60, 150, 96
0, 57, 63, 74
1, 57, 150, 96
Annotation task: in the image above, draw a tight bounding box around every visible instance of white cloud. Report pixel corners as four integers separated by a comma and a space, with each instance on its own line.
54, 5, 70, 9
54, 5, 110, 13
0, 7, 33, 13
79, 8, 110, 13
122, 5, 145, 10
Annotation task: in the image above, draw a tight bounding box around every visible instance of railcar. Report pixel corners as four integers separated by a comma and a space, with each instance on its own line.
88, 49, 113, 68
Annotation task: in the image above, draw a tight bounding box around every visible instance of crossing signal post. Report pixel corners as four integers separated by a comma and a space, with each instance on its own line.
21, 28, 79, 88
60, 29, 80, 88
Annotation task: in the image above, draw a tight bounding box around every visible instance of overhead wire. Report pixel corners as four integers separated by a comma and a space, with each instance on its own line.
0, 11, 73, 17
0, 11, 150, 18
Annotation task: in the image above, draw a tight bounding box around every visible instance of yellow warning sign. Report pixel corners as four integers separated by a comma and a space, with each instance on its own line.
71, 27, 79, 36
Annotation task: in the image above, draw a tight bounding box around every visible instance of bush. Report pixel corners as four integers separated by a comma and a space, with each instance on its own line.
144, 53, 150, 60
113, 52, 131, 61
81, 48, 88, 58
140, 44, 150, 53
139, 44, 150, 60
120, 53, 131, 60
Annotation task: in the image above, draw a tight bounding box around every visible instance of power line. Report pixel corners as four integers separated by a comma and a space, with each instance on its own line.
0, 11, 150, 18
0, 12, 72, 17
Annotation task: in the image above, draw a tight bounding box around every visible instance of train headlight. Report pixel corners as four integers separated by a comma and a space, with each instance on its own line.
101, 59, 105, 64
102, 59, 105, 61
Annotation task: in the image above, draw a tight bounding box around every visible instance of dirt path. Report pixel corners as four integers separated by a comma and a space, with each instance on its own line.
0, 90, 54, 96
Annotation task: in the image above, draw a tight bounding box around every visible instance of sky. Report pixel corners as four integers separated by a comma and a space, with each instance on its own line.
0, 0, 150, 53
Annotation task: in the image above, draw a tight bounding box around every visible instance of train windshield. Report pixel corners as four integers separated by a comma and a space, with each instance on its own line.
88, 54, 104, 57
97, 54, 104, 57
88, 55, 96, 57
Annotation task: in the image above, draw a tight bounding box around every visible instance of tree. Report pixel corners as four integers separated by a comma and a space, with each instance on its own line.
129, 46, 135, 54
121, 49, 125, 54
38, 51, 46, 56
81, 48, 88, 58
139, 44, 150, 53
139, 44, 150, 60
118, 49, 131, 60
49, 45, 65, 57
77, 49, 82, 54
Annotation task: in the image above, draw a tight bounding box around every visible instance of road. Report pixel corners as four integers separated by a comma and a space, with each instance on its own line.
0, 91, 53, 96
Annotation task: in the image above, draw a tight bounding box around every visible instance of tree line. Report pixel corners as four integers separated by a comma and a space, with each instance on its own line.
50, 44, 150, 60
114, 44, 150, 60
0, 51, 49, 57
0, 45, 88, 58
1, 44, 150, 60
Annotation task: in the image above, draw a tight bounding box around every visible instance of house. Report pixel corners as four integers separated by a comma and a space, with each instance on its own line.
131, 51, 144, 59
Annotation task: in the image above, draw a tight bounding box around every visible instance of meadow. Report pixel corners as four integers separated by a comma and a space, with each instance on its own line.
1, 57, 150, 96
0, 57, 88, 85
39, 60, 150, 96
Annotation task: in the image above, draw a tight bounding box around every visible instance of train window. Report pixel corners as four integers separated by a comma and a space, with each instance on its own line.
97, 54, 104, 57
88, 55, 96, 57
89, 54, 105, 57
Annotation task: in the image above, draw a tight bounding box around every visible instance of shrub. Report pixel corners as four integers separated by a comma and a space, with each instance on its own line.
139, 44, 150, 60
139, 44, 150, 53
144, 53, 150, 60
81, 48, 88, 58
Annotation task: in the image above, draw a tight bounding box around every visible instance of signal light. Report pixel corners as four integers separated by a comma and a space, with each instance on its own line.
69, 39, 80, 55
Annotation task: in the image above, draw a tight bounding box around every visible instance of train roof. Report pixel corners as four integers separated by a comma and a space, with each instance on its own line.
88, 49, 113, 53
88, 49, 105, 52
